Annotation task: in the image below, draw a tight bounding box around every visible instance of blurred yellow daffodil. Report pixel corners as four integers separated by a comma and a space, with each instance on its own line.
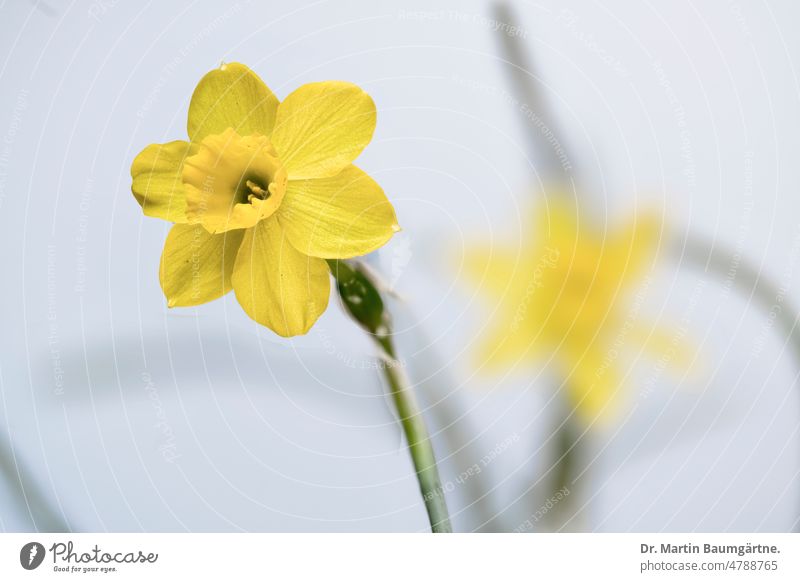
464, 196, 686, 423
131, 63, 399, 337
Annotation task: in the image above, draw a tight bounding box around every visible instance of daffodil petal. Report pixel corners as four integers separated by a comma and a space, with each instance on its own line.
613, 211, 662, 282
476, 311, 547, 372
187, 62, 279, 142
131, 141, 196, 222
159, 224, 244, 307
561, 345, 620, 425
231, 217, 330, 336
461, 246, 527, 298
278, 165, 397, 258
627, 322, 695, 371
271, 81, 376, 179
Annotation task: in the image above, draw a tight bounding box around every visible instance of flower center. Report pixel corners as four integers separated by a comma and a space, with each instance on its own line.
182, 127, 288, 233
245, 179, 269, 201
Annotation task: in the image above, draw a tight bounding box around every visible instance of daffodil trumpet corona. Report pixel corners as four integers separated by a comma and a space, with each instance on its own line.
131, 62, 449, 532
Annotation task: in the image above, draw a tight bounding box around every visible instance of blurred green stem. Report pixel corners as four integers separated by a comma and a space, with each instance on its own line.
492, 1, 576, 184
677, 233, 800, 531
0, 426, 69, 531
492, 0, 587, 532
677, 234, 800, 370
328, 259, 452, 533
551, 413, 579, 510
398, 323, 502, 531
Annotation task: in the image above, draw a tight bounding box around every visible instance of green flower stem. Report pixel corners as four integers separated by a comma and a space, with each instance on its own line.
379, 337, 453, 533
327, 259, 452, 533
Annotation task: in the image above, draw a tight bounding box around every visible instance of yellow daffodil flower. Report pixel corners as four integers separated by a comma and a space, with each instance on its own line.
131, 63, 399, 336
464, 196, 686, 423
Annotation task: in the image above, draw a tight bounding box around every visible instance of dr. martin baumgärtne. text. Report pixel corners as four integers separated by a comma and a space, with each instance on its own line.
640, 543, 780, 557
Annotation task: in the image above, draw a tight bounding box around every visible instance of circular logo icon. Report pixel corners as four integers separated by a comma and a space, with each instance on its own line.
20, 542, 45, 570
